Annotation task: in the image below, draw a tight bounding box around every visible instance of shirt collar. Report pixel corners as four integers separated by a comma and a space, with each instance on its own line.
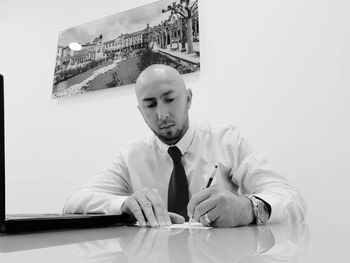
156, 123, 195, 156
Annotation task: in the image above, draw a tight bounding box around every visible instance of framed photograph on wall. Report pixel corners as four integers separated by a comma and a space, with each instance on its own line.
52, 0, 200, 99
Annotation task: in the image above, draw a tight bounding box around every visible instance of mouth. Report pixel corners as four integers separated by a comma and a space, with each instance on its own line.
160, 124, 175, 130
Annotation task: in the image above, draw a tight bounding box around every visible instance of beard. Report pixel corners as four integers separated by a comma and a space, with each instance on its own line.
153, 118, 189, 145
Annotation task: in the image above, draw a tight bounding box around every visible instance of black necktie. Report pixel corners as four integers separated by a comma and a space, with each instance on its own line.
167, 146, 189, 221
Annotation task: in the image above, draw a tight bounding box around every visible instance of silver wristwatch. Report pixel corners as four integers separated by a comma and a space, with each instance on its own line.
246, 195, 270, 225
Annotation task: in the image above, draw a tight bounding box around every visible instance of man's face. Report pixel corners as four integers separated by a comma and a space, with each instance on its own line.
137, 80, 192, 145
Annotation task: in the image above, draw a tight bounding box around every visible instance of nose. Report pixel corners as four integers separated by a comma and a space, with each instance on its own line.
156, 103, 168, 120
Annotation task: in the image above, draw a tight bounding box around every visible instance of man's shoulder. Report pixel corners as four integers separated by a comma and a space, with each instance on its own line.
119, 134, 155, 154
193, 121, 240, 136
192, 121, 244, 150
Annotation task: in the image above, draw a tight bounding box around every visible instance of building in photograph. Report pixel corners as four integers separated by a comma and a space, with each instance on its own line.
70, 43, 97, 66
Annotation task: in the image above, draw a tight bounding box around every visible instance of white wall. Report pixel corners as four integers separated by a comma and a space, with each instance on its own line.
0, 0, 349, 225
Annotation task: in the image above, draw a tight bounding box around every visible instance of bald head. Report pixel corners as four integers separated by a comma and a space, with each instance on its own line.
135, 64, 192, 145
135, 64, 186, 104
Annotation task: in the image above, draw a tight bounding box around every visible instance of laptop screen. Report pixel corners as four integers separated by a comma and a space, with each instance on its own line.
0, 74, 5, 224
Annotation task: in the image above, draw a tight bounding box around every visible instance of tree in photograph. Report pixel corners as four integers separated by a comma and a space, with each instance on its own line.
149, 24, 160, 48
160, 20, 169, 49
151, 22, 168, 49
166, 12, 182, 51
162, 0, 198, 54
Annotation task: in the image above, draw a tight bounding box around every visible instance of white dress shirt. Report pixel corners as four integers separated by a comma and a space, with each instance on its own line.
63, 122, 306, 223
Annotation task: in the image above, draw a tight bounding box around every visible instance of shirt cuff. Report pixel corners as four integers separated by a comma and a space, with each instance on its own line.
109, 196, 129, 215
253, 193, 285, 223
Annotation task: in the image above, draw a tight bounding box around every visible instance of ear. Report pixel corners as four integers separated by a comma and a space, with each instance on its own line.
186, 88, 193, 109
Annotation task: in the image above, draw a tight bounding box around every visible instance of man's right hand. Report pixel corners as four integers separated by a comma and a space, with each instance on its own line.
121, 188, 185, 227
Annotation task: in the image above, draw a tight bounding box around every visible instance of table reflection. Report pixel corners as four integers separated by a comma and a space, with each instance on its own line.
66, 223, 310, 263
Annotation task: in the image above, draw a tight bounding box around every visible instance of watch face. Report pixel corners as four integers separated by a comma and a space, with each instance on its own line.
257, 201, 269, 224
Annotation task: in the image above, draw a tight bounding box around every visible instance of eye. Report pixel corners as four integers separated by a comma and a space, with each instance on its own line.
145, 102, 157, 108
165, 97, 175, 103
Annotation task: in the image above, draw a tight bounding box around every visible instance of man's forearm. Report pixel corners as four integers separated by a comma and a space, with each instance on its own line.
63, 190, 128, 215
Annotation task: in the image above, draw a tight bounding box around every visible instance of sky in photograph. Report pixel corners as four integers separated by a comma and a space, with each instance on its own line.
58, 0, 177, 46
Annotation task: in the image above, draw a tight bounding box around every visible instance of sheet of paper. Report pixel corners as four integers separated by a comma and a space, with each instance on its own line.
163, 222, 211, 229
134, 222, 211, 229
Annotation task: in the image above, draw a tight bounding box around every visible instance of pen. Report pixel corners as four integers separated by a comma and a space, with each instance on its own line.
189, 165, 218, 224
205, 165, 218, 188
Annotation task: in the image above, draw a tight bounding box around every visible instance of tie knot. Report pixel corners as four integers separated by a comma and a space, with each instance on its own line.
167, 146, 182, 163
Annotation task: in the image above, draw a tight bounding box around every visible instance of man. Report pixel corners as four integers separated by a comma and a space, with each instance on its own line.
63, 64, 306, 227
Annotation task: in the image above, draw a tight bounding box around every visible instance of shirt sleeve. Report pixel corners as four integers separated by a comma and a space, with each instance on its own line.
62, 149, 132, 215
228, 128, 307, 223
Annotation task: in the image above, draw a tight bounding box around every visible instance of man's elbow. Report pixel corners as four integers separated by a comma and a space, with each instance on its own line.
62, 193, 86, 214
288, 194, 307, 223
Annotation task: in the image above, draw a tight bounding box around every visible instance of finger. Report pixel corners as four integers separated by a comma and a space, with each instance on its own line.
193, 197, 217, 222
164, 212, 172, 226
128, 198, 147, 227
199, 209, 219, 227
135, 194, 158, 227
169, 212, 185, 224
187, 188, 213, 218
199, 213, 211, 227
146, 189, 170, 226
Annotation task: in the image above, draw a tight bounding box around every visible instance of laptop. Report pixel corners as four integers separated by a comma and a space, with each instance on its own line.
0, 74, 132, 233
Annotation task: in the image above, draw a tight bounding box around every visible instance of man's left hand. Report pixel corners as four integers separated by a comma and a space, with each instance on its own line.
187, 187, 254, 227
